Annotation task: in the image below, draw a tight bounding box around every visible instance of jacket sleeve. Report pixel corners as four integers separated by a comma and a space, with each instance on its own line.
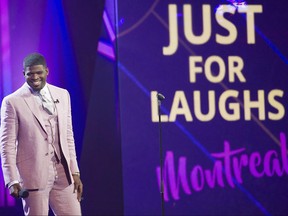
65, 90, 80, 174
0, 97, 19, 187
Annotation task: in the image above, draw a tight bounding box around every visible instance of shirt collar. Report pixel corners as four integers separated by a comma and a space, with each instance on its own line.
40, 84, 49, 95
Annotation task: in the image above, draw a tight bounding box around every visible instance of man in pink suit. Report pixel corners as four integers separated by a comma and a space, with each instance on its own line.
0, 53, 83, 215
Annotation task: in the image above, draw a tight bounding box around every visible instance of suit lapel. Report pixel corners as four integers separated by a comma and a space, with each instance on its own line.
47, 84, 63, 134
47, 84, 61, 113
22, 84, 47, 134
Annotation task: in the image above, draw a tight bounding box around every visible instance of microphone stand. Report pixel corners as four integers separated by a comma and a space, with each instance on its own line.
157, 93, 165, 216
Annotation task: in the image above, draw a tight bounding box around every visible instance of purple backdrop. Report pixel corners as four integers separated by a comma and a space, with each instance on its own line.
116, 0, 288, 215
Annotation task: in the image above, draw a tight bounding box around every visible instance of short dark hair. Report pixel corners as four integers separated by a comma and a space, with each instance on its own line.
23, 53, 47, 69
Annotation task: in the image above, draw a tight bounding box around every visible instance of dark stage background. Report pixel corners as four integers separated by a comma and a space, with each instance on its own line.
1, 0, 288, 215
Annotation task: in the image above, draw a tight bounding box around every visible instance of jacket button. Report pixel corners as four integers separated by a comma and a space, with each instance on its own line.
45, 153, 49, 156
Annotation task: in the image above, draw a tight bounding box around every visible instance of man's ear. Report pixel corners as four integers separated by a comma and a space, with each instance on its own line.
46, 67, 49, 75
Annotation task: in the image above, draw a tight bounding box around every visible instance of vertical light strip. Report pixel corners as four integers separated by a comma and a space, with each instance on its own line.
0, 177, 4, 206
103, 10, 115, 42
0, 0, 12, 97
97, 10, 116, 60
0, 0, 15, 207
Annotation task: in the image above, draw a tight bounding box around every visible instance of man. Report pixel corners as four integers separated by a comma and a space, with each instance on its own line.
0, 53, 83, 215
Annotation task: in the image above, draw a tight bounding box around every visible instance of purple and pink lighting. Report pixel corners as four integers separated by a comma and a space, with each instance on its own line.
0, 0, 15, 207
0, 0, 12, 97
97, 10, 116, 60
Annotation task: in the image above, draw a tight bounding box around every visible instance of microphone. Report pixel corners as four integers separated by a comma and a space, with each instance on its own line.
54, 99, 59, 104
157, 93, 165, 101
19, 189, 29, 198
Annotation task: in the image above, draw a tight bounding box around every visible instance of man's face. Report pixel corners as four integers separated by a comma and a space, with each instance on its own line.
23, 65, 49, 91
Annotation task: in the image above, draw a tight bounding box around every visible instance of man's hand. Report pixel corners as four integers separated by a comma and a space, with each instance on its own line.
72, 174, 83, 202
9, 183, 22, 198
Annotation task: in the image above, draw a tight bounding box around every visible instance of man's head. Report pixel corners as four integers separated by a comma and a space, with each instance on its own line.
23, 53, 49, 91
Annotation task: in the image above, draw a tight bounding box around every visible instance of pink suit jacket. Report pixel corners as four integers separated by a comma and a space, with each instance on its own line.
0, 83, 79, 190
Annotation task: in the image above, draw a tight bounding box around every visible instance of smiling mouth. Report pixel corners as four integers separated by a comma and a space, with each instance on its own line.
31, 80, 41, 86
